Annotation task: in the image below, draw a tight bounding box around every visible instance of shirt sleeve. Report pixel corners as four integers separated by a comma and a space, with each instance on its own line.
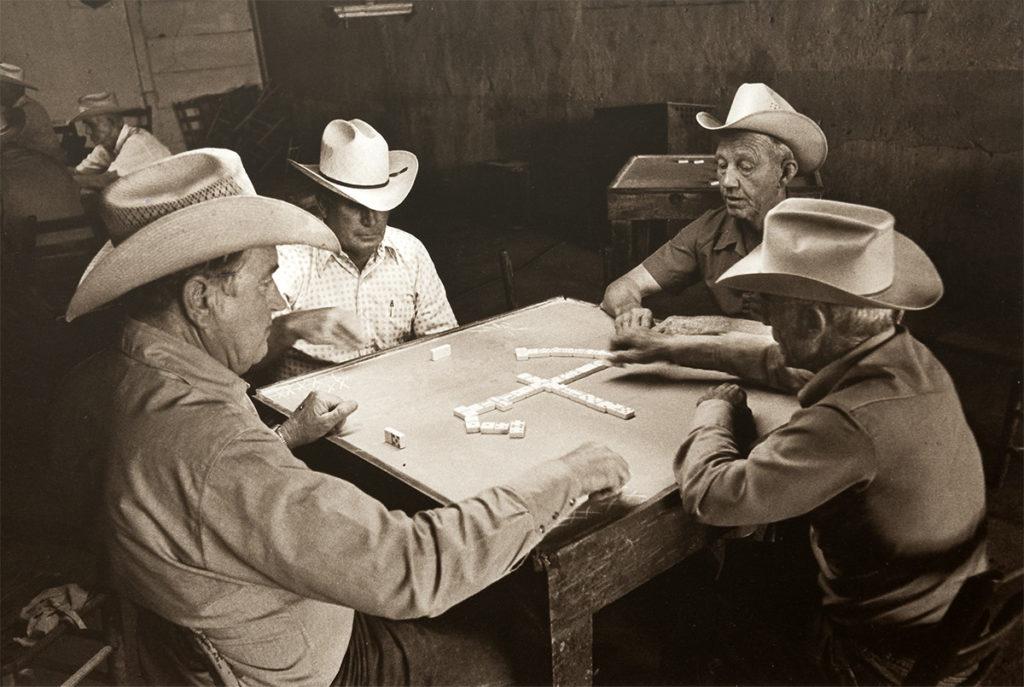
75, 145, 112, 174
641, 211, 713, 290
272, 245, 314, 314
199, 428, 585, 620
410, 239, 458, 336
108, 130, 171, 175
675, 399, 876, 527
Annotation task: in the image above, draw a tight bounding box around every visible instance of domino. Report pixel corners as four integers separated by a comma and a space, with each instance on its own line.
453, 405, 474, 420
490, 396, 514, 412
605, 403, 636, 420
509, 420, 526, 439
515, 347, 530, 361
465, 416, 481, 433
554, 347, 575, 357
586, 396, 607, 412
531, 348, 551, 358
430, 344, 451, 361
517, 372, 543, 385
475, 400, 497, 414
384, 427, 406, 448
480, 421, 511, 435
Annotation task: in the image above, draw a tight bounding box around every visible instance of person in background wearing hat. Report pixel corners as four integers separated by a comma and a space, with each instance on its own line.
613, 198, 987, 684
70, 90, 170, 190
262, 118, 458, 381
0, 62, 62, 161
63, 148, 629, 686
601, 83, 827, 332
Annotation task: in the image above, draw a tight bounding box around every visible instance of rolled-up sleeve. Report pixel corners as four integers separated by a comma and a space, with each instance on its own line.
642, 219, 703, 291
200, 428, 584, 620
675, 400, 876, 527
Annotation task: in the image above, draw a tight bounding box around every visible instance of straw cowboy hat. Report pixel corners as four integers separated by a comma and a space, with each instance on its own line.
717, 198, 942, 310
66, 148, 339, 321
290, 119, 418, 212
67, 91, 129, 124
697, 83, 827, 174
0, 63, 37, 90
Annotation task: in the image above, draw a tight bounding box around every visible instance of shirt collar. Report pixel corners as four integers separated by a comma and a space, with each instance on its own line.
317, 225, 401, 271
712, 213, 756, 256
797, 326, 898, 407
120, 317, 251, 405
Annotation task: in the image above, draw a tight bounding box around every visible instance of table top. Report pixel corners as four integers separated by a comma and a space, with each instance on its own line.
256, 298, 799, 506
609, 154, 823, 193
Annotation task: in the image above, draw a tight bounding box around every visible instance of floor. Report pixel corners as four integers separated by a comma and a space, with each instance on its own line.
2, 206, 1021, 685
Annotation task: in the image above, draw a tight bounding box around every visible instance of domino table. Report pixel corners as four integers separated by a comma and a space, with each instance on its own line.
256, 297, 800, 685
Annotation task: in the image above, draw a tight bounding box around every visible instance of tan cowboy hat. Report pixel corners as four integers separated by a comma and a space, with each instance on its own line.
66, 148, 339, 321
0, 63, 37, 90
697, 83, 827, 174
67, 91, 129, 124
290, 118, 418, 212
717, 198, 942, 310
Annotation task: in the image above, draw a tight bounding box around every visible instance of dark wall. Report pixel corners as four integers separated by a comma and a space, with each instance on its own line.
256, 0, 1023, 318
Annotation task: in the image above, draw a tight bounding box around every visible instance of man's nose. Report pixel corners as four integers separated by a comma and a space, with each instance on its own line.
361, 208, 384, 227
720, 166, 740, 189
268, 281, 287, 310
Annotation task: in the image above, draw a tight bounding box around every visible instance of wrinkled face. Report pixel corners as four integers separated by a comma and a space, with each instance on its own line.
762, 295, 819, 369
323, 193, 389, 261
207, 247, 286, 374
715, 132, 787, 228
82, 114, 121, 149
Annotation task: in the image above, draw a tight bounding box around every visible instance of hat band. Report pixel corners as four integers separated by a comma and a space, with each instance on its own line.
320, 166, 409, 190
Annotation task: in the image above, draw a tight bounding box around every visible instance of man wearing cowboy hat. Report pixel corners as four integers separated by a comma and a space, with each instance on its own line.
64, 148, 629, 686
613, 198, 987, 684
264, 118, 457, 380
70, 90, 170, 190
0, 62, 62, 161
602, 83, 827, 332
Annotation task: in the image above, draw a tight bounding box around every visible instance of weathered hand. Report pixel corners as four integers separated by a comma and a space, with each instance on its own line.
277, 391, 358, 448
696, 382, 748, 409
614, 307, 654, 333
283, 307, 365, 347
608, 329, 674, 365
558, 442, 631, 496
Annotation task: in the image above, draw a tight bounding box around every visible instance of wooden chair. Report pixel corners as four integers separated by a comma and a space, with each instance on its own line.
499, 249, 517, 310
20, 213, 104, 318
904, 567, 1024, 685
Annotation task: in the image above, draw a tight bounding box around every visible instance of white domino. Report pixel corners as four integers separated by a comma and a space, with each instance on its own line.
491, 396, 514, 412
453, 405, 474, 420
605, 403, 636, 420
465, 416, 481, 433
515, 347, 530, 361
517, 372, 543, 385
430, 344, 451, 361
480, 421, 510, 435
384, 427, 406, 448
509, 420, 526, 438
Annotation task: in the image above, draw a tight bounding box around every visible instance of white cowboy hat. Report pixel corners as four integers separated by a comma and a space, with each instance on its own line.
717, 198, 942, 310
67, 91, 129, 124
0, 63, 37, 90
697, 83, 828, 174
290, 118, 418, 212
66, 148, 339, 321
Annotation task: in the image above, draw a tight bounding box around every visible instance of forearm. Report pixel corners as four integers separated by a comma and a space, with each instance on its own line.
666, 335, 811, 393
601, 277, 643, 317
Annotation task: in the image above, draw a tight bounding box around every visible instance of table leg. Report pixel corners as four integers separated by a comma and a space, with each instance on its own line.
548, 610, 594, 687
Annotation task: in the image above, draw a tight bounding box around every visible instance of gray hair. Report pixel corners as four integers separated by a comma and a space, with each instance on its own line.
121, 251, 245, 319
774, 295, 895, 355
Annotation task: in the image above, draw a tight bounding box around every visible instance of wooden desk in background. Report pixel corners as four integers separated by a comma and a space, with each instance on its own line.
607, 154, 825, 275
256, 297, 799, 685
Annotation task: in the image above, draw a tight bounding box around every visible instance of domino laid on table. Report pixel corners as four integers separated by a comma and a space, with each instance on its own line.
430, 343, 452, 361
384, 427, 406, 448
509, 420, 526, 439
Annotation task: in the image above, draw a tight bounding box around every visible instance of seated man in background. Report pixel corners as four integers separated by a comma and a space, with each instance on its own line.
265, 118, 457, 380
657, 198, 987, 684
70, 91, 170, 190
64, 149, 629, 686
601, 82, 827, 331
0, 62, 62, 161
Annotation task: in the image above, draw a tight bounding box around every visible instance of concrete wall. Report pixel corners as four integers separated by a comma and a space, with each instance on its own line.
255, 0, 1022, 318
1, 0, 263, 151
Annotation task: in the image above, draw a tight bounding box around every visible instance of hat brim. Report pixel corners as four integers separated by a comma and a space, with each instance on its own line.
67, 105, 129, 125
66, 196, 340, 321
716, 232, 943, 310
289, 150, 418, 212
1, 75, 36, 90
697, 110, 827, 174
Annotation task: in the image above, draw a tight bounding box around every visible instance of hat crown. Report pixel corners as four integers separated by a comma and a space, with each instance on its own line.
0, 63, 25, 82
725, 83, 797, 123
101, 148, 256, 245
761, 198, 895, 295
319, 119, 390, 186
77, 91, 119, 113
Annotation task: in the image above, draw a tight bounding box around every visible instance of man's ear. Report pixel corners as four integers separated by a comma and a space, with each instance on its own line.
797, 302, 827, 342
780, 159, 799, 188
180, 275, 215, 327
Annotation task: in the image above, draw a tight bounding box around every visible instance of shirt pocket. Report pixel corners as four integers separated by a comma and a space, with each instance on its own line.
367, 292, 416, 348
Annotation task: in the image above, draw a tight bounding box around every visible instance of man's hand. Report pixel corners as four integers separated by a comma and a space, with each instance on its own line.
558, 441, 631, 497
608, 329, 675, 365
73, 170, 119, 190
613, 307, 654, 333
276, 391, 358, 449
697, 382, 748, 409
280, 307, 365, 348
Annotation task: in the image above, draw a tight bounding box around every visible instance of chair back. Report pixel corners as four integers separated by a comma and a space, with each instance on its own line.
19, 213, 104, 317
120, 106, 153, 132
904, 567, 1024, 685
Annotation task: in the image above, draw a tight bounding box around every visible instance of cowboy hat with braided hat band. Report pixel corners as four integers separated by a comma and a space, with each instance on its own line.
290, 118, 418, 212
66, 148, 339, 322
716, 198, 942, 311
0, 63, 37, 90
697, 83, 828, 174
67, 91, 131, 124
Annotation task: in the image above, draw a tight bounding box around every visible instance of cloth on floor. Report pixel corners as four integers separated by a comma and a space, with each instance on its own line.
14, 583, 89, 646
